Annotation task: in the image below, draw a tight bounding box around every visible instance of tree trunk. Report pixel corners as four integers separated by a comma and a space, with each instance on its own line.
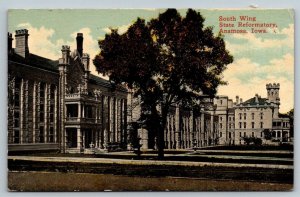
157, 106, 168, 160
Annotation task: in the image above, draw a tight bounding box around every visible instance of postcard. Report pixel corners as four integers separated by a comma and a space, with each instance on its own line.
7, 9, 294, 191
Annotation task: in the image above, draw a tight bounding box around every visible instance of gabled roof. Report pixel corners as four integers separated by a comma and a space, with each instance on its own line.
9, 52, 59, 73
89, 74, 127, 92
9, 51, 127, 92
239, 97, 271, 106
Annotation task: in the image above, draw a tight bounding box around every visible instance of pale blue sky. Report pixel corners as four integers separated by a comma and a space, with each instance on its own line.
8, 9, 294, 112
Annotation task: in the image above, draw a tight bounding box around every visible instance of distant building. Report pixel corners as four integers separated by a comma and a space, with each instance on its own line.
233, 83, 290, 145
213, 83, 291, 146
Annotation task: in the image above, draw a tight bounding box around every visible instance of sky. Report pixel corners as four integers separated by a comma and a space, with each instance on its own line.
8, 9, 294, 113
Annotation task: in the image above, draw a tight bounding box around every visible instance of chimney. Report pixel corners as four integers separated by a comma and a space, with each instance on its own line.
8, 32, 13, 54
59, 45, 70, 65
82, 53, 90, 71
236, 96, 239, 104
15, 29, 29, 58
255, 94, 259, 103
76, 33, 83, 57
240, 98, 243, 103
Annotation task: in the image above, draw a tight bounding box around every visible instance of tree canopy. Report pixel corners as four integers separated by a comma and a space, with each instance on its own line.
94, 9, 233, 158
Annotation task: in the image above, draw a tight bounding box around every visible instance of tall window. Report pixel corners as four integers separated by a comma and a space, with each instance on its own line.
13, 130, 20, 143
220, 117, 222, 121
252, 122, 254, 128
244, 113, 247, 120
252, 113, 254, 120
244, 122, 246, 129
49, 127, 54, 143
260, 122, 263, 128
39, 126, 44, 143
220, 123, 222, 129
239, 122, 242, 129
260, 112, 263, 120
239, 113, 242, 120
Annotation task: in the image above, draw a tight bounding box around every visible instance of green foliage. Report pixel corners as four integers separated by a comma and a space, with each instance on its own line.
243, 137, 262, 146
94, 9, 233, 158
263, 129, 272, 140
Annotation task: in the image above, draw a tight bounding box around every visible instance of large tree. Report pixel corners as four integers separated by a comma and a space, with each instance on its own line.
94, 9, 233, 158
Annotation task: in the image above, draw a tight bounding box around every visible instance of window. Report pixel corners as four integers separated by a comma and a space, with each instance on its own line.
239, 132, 242, 137
40, 83, 45, 98
252, 132, 254, 137
252, 122, 254, 129
260, 113, 263, 120
220, 132, 222, 137
49, 127, 54, 143
39, 126, 44, 143
14, 111, 20, 128
229, 132, 231, 138
239, 122, 242, 129
220, 100, 223, 105
50, 85, 55, 99
260, 122, 263, 128
220, 117, 222, 121
244, 132, 246, 137
40, 112, 44, 122
220, 123, 222, 129
244, 122, 246, 129
252, 113, 254, 120
14, 92, 20, 107
229, 124, 231, 129
13, 130, 20, 143
14, 119, 19, 128
277, 131, 281, 138
239, 113, 242, 120
229, 117, 231, 121
244, 113, 246, 120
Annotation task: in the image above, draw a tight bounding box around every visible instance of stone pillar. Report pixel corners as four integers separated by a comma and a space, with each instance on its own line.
32, 81, 37, 143
77, 128, 82, 149
201, 113, 205, 147
175, 105, 180, 149
190, 111, 194, 148
104, 96, 109, 148
138, 128, 148, 150
109, 97, 114, 142
54, 86, 58, 143
19, 78, 24, 144
78, 102, 81, 119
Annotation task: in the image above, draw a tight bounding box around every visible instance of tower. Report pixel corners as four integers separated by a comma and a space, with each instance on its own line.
266, 83, 280, 103
266, 83, 280, 118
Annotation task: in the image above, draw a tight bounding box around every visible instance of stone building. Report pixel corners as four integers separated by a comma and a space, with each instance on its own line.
233, 83, 290, 145
8, 29, 128, 153
7, 29, 291, 153
127, 93, 219, 150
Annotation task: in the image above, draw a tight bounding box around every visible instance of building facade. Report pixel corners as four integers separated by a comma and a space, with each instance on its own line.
233, 84, 290, 145
8, 29, 128, 153
8, 29, 292, 153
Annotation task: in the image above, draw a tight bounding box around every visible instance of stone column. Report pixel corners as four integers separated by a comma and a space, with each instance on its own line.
32, 81, 37, 143
54, 86, 58, 143
190, 111, 194, 148
175, 105, 180, 149
77, 128, 82, 150
104, 96, 109, 147
78, 102, 81, 119
19, 78, 24, 144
